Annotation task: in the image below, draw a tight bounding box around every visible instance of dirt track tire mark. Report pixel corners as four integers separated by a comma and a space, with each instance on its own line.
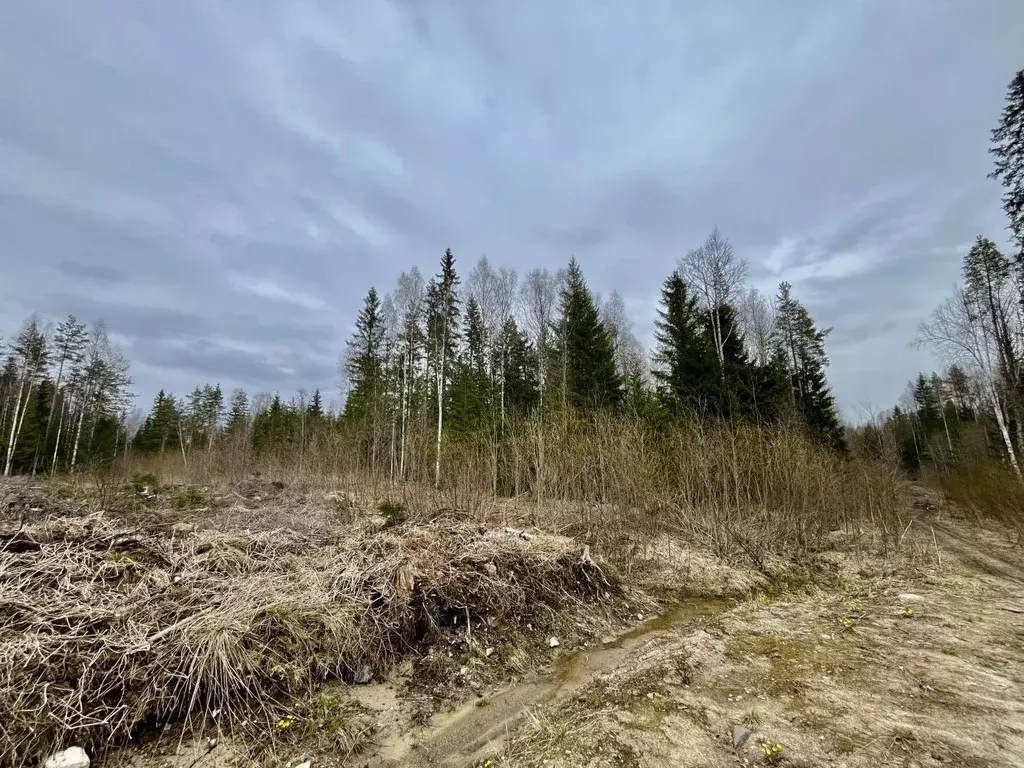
930, 521, 1024, 587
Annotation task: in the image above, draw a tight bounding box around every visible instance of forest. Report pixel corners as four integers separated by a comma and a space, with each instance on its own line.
2, 69, 1024, 527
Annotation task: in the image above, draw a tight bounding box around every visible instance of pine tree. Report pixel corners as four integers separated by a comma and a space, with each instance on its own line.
989, 69, 1024, 255
554, 258, 622, 411
652, 271, 717, 417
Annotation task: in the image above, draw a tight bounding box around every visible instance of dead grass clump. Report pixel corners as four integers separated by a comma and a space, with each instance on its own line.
937, 462, 1024, 532
0, 512, 614, 765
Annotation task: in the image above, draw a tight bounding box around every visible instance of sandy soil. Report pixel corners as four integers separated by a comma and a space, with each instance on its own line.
487, 508, 1024, 768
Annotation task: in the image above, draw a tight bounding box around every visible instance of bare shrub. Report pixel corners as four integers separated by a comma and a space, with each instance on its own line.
127, 413, 909, 567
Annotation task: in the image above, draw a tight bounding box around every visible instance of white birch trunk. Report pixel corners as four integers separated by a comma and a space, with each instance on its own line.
989, 384, 1022, 480
3, 373, 29, 476
51, 399, 67, 472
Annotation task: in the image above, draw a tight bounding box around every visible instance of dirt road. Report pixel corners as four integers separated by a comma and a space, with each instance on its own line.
381, 512, 1023, 768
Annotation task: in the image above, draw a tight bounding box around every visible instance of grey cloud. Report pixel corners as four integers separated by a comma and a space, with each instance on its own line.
133, 338, 335, 392
56, 262, 127, 286
2, 0, 1023, 416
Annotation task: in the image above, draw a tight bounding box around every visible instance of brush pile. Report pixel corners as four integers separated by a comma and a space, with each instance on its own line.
0, 508, 614, 765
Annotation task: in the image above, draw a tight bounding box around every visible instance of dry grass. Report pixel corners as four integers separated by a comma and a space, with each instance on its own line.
0, 497, 615, 765
129, 416, 911, 568
936, 461, 1024, 532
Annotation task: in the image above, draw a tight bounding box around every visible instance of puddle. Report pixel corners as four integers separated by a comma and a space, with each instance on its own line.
384, 596, 734, 767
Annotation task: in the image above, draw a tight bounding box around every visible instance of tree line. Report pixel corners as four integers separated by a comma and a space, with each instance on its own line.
856, 68, 1024, 481
0, 317, 132, 476
0, 236, 843, 481
16, 60, 1021, 485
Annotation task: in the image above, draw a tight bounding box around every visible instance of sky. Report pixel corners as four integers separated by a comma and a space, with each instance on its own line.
1, 1, 1022, 420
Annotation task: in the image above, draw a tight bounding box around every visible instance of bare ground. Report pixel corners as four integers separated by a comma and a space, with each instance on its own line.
489, 505, 1024, 768
6, 480, 1022, 768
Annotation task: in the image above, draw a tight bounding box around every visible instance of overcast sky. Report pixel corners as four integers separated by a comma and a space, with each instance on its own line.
1, 1, 1022, 418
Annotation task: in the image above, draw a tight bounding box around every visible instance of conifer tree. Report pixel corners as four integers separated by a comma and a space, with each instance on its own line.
773, 282, 845, 451
652, 270, 717, 417
33, 314, 87, 474
498, 317, 540, 419
136, 391, 181, 456
4, 317, 49, 476
225, 388, 250, 437
989, 69, 1024, 255
425, 249, 460, 485
344, 287, 386, 424
252, 394, 293, 455
553, 258, 622, 411
449, 298, 491, 437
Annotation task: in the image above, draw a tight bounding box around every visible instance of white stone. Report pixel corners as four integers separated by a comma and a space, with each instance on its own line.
549, 636, 560, 648
44, 747, 90, 768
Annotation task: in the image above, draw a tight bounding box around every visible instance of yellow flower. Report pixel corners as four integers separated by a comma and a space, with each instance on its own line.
277, 714, 295, 730
902, 607, 914, 618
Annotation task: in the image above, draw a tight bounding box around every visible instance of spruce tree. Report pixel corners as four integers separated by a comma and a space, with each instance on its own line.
989, 69, 1024, 255
449, 298, 491, 437
425, 249, 460, 485
652, 270, 717, 417
225, 389, 249, 436
773, 282, 845, 451
913, 373, 941, 435
135, 391, 181, 456
307, 389, 324, 420
499, 317, 540, 419
554, 258, 622, 411
344, 287, 386, 424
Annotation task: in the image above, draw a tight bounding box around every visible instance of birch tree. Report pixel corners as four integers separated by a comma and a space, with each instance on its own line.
600, 290, 645, 380
3, 317, 49, 477
69, 323, 133, 472
738, 287, 776, 366
393, 267, 426, 480
917, 286, 1022, 479
33, 314, 87, 474
520, 268, 558, 408
679, 227, 748, 370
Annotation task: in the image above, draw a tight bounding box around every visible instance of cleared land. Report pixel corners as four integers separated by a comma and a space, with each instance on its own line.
2, 479, 1021, 768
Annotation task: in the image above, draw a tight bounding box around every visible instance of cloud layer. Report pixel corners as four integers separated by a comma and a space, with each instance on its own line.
2, 1, 1022, 417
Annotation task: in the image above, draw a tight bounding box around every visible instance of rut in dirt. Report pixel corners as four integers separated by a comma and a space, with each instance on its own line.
386, 598, 732, 767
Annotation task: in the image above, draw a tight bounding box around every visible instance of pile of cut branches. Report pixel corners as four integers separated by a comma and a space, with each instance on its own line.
0, 511, 614, 765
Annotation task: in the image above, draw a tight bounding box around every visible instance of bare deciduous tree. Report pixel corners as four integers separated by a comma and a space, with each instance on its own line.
679, 227, 748, 369
737, 287, 776, 366
600, 290, 645, 378
393, 267, 426, 480
917, 286, 1021, 479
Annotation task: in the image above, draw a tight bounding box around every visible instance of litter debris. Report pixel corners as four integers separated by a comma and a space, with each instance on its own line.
44, 747, 90, 768
731, 726, 752, 749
